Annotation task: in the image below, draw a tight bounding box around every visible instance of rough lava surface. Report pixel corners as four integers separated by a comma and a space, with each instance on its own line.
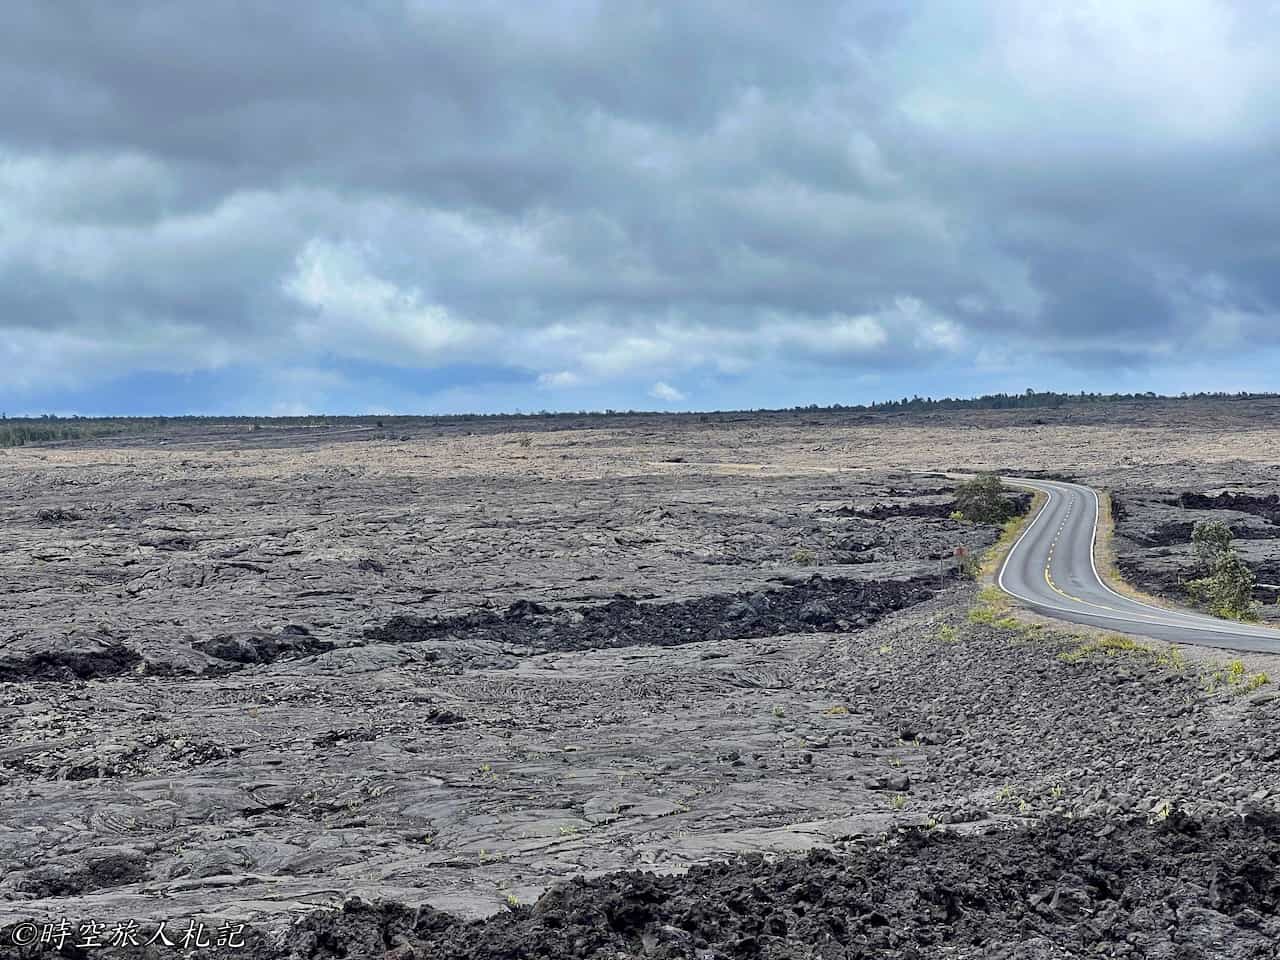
2, 398, 1280, 957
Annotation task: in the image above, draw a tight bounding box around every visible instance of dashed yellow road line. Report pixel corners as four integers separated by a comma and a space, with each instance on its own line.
1038, 488, 1147, 614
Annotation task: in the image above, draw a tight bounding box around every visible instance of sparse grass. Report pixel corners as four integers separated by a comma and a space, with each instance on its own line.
1058, 634, 1192, 672
1059, 634, 1266, 697
1154, 645, 1187, 672
824, 704, 849, 715
968, 585, 1016, 626
1240, 671, 1270, 693
978, 586, 1008, 607
1058, 633, 1195, 672
1058, 633, 1148, 663
789, 547, 815, 566
966, 606, 996, 625
936, 624, 959, 643
1203, 659, 1270, 695
1005, 621, 1047, 646
889, 794, 907, 810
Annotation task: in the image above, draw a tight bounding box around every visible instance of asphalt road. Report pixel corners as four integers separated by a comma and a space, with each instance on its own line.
998, 478, 1280, 652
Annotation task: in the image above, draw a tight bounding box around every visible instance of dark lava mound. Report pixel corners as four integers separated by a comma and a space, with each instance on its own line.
364, 576, 938, 654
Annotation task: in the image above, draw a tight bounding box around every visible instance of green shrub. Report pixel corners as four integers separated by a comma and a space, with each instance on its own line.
953, 473, 1018, 523
1187, 526, 1258, 621
1192, 520, 1233, 567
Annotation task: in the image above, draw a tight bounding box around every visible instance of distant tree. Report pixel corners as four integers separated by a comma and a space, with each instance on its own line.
952, 473, 1016, 523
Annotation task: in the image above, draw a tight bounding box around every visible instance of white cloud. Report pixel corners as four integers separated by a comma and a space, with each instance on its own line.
536, 370, 582, 388
283, 239, 492, 365
649, 381, 686, 403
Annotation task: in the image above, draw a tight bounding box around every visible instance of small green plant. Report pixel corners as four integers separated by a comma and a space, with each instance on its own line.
1154, 645, 1187, 671
789, 547, 815, 566
771, 704, 786, 719
889, 794, 907, 810
1241, 672, 1270, 693
1209, 660, 1271, 695
936, 624, 959, 643
505, 893, 521, 909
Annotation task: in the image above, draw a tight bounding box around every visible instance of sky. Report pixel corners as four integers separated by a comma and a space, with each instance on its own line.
2, 1, 1278, 416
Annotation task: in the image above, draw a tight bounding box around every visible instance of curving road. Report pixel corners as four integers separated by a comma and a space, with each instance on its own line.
998, 478, 1280, 652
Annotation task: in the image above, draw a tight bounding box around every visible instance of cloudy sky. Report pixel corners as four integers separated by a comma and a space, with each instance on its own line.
2, 1, 1278, 415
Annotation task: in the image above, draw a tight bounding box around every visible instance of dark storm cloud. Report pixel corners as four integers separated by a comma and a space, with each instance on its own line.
1, 0, 1277, 409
